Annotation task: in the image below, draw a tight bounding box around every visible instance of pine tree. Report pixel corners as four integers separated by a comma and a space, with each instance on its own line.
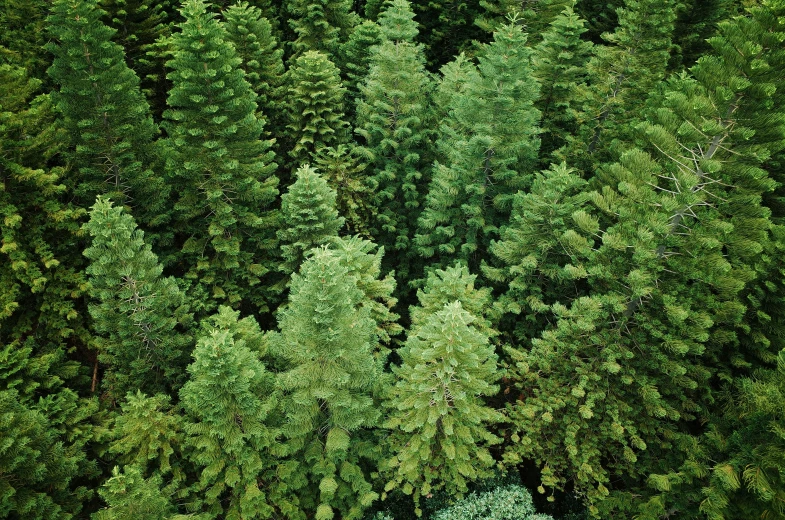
382, 301, 501, 512
356, 0, 433, 281
46, 0, 167, 228
312, 144, 373, 235
162, 0, 279, 312
180, 307, 283, 519
532, 6, 593, 160
670, 0, 735, 69
269, 247, 380, 520
283, 50, 349, 169
0, 0, 50, 79
83, 197, 193, 399
476, 0, 573, 39
223, 2, 286, 140
277, 164, 344, 276
285, 0, 358, 58
560, 0, 678, 172
411, 0, 485, 70
92, 465, 175, 520
336, 20, 383, 115
416, 22, 540, 272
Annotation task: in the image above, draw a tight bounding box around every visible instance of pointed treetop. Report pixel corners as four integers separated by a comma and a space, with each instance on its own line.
378, 0, 419, 43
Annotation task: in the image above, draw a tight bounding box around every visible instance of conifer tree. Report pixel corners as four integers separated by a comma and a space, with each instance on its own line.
412, 0, 485, 70
83, 197, 193, 399
476, 0, 572, 40
223, 2, 286, 139
285, 0, 358, 58
312, 144, 373, 235
283, 50, 349, 169
382, 301, 502, 512
46, 0, 167, 228
277, 164, 344, 276
356, 0, 433, 281
0, 0, 49, 78
92, 465, 175, 520
416, 22, 540, 272
337, 20, 383, 114
270, 248, 380, 520
162, 0, 279, 312
533, 7, 593, 160
560, 0, 678, 172
180, 307, 283, 519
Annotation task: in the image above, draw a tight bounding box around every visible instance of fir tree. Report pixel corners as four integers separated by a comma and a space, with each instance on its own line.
46, 0, 167, 228
356, 0, 433, 281
277, 164, 344, 276
83, 197, 193, 399
162, 0, 279, 312
533, 6, 593, 160
270, 247, 381, 520
283, 50, 349, 170
285, 0, 358, 58
337, 20, 383, 115
312, 144, 373, 235
180, 307, 283, 519
223, 2, 286, 140
416, 22, 540, 272
383, 301, 501, 512
92, 465, 175, 520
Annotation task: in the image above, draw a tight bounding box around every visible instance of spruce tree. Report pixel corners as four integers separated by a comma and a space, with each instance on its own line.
46, 0, 167, 228
277, 164, 344, 276
83, 197, 193, 399
180, 307, 284, 519
270, 247, 380, 520
416, 22, 540, 272
283, 50, 349, 170
285, 0, 358, 58
223, 2, 286, 140
356, 0, 434, 281
383, 301, 501, 512
162, 0, 279, 312
533, 7, 593, 160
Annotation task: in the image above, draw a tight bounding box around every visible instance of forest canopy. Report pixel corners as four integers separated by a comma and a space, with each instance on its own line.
1, 0, 784, 519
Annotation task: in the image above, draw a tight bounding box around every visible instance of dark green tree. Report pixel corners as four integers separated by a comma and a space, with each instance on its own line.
312, 144, 373, 235
92, 465, 175, 520
283, 50, 349, 169
0, 0, 50, 78
162, 0, 279, 312
336, 20, 383, 114
411, 0, 485, 70
285, 0, 358, 58
270, 247, 381, 520
46, 0, 167, 228
382, 301, 501, 512
532, 6, 593, 160
416, 22, 540, 272
83, 197, 192, 400
277, 164, 344, 276
356, 0, 434, 280
476, 0, 573, 39
180, 307, 284, 519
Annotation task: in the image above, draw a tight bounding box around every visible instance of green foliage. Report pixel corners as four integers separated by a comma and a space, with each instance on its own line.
337, 20, 383, 113
0, 0, 49, 78
278, 164, 344, 276
383, 301, 501, 511
431, 485, 553, 520
533, 6, 593, 160
284, 50, 350, 169
162, 0, 279, 312
312, 144, 373, 235
416, 22, 540, 271
180, 306, 282, 519
476, 0, 573, 40
223, 2, 286, 139
270, 247, 381, 520
92, 465, 174, 520
356, 0, 433, 278
285, 0, 358, 58
83, 197, 192, 398
46, 0, 167, 227
411, 0, 485, 70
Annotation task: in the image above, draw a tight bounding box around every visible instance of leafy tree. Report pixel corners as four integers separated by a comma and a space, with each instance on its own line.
180, 307, 283, 519
532, 6, 593, 160
560, 0, 678, 172
416, 22, 540, 272
356, 0, 433, 280
431, 484, 553, 520
382, 301, 501, 513
277, 164, 344, 276
83, 197, 193, 398
223, 2, 286, 140
270, 247, 381, 520
283, 50, 349, 169
162, 0, 279, 312
46, 0, 167, 228
285, 0, 358, 58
